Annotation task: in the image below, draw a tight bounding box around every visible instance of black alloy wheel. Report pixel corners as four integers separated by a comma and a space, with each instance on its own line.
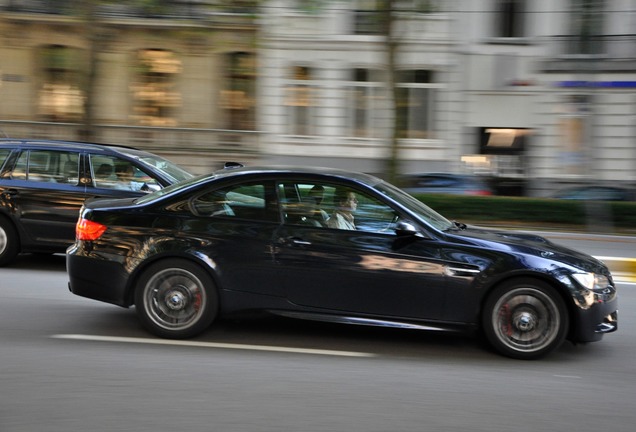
135, 258, 218, 339
0, 216, 19, 266
482, 278, 569, 360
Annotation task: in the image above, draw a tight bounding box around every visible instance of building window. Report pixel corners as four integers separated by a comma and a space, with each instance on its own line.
220, 52, 256, 130
348, 68, 384, 138
285, 66, 316, 136
396, 1, 440, 13
354, 0, 384, 35
37, 45, 85, 122
130, 49, 182, 127
396, 70, 437, 139
569, 0, 605, 55
557, 95, 590, 176
295, 0, 322, 13
495, 0, 525, 38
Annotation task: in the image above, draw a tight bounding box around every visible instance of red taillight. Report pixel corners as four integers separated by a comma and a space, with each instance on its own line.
470, 190, 492, 196
76, 219, 107, 241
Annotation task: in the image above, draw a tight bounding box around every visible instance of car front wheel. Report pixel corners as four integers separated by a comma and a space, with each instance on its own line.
482, 278, 569, 360
135, 259, 218, 339
0, 216, 19, 266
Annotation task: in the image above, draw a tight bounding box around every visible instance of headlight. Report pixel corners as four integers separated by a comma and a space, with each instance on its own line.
572, 272, 611, 291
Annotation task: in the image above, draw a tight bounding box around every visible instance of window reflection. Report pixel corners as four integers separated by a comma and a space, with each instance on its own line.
397, 70, 436, 139
130, 49, 182, 126
220, 52, 256, 130
349, 68, 384, 138
38, 45, 85, 122
285, 66, 315, 135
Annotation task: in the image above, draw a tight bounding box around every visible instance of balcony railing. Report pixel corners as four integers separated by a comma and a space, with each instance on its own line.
1, 0, 259, 19
543, 34, 636, 60
540, 34, 636, 72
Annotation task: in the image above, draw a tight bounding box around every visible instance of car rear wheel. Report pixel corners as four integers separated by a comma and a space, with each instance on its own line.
0, 217, 19, 266
482, 278, 568, 360
135, 259, 218, 339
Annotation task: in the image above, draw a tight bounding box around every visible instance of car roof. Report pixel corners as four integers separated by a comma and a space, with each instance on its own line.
0, 138, 142, 155
401, 172, 475, 179
210, 164, 383, 185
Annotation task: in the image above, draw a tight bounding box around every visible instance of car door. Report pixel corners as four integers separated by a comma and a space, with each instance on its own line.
1, 148, 88, 249
177, 179, 285, 297
273, 179, 448, 321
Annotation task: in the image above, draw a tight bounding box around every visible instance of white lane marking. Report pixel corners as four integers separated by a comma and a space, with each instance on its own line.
51, 334, 376, 358
553, 375, 582, 379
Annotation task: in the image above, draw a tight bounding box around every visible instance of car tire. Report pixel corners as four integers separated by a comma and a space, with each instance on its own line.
134, 258, 218, 339
482, 278, 569, 360
0, 216, 19, 266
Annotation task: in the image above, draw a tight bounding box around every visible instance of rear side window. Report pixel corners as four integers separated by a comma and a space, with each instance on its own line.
89, 154, 160, 192
191, 182, 278, 222
10, 150, 80, 184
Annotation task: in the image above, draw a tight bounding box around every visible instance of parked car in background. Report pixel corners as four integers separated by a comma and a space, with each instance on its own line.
550, 186, 635, 201
400, 173, 493, 196
67, 164, 617, 359
0, 139, 193, 265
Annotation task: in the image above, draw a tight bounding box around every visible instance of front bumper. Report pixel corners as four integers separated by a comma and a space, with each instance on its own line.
570, 292, 618, 343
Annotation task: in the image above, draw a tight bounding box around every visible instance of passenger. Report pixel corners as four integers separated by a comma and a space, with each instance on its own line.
307, 185, 330, 225
327, 189, 357, 230
114, 163, 144, 191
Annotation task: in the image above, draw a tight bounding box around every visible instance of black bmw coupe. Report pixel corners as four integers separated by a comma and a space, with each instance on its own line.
67, 165, 618, 359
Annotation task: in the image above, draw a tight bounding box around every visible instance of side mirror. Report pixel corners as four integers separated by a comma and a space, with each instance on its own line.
395, 220, 419, 236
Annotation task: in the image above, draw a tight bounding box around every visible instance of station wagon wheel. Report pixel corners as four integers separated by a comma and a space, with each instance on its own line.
482, 278, 568, 360
0, 217, 19, 267
135, 259, 218, 339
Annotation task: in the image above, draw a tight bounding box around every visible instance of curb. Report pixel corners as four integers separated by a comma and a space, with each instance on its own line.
596, 257, 636, 283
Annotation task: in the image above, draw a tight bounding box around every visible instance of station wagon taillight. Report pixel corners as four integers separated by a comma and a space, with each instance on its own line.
76, 218, 107, 241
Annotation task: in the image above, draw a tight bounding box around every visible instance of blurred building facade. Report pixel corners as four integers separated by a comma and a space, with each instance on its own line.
0, 0, 260, 173
455, 0, 636, 195
259, 0, 460, 178
260, 0, 636, 195
0, 0, 635, 195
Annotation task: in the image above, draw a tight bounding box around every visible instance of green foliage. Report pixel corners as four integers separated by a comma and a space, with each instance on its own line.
411, 194, 636, 232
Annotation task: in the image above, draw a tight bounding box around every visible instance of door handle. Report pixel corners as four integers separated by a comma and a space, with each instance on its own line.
281, 236, 311, 246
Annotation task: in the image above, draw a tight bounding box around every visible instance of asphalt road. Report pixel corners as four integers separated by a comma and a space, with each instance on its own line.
1, 237, 634, 432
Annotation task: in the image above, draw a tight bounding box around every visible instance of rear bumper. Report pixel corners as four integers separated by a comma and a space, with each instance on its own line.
67, 247, 132, 307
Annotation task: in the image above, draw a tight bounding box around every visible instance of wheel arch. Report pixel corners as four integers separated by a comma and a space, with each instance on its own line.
124, 251, 223, 307
0, 212, 21, 264
0, 211, 21, 243
478, 272, 576, 337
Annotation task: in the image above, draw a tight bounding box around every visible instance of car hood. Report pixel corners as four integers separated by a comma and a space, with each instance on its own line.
445, 225, 608, 273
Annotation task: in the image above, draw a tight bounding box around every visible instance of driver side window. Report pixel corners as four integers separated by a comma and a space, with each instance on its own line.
279, 180, 399, 234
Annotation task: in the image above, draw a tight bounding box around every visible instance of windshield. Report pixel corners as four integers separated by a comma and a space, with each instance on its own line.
137, 155, 194, 183
376, 181, 454, 231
